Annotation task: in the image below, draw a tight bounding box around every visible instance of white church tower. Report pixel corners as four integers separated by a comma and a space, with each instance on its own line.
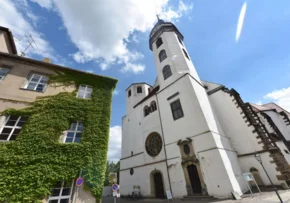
120, 18, 248, 198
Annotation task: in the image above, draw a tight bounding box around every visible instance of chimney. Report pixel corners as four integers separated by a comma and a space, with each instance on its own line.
43, 57, 51, 63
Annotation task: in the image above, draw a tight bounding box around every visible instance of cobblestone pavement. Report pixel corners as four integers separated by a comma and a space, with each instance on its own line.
103, 190, 290, 203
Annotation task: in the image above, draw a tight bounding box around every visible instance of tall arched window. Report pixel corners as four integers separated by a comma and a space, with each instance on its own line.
151, 101, 157, 112
182, 49, 190, 60
128, 90, 131, 97
137, 86, 142, 93
156, 37, 163, 49
144, 105, 150, 117
162, 65, 172, 80
159, 50, 167, 62
178, 37, 183, 45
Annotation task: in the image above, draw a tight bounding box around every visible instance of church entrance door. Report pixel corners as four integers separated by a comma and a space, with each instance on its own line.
187, 164, 202, 194
153, 172, 165, 198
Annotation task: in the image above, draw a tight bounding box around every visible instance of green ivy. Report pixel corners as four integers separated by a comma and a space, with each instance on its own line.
0, 69, 117, 203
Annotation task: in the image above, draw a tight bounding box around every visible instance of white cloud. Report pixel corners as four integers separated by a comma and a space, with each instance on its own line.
108, 126, 122, 162
256, 101, 262, 105
113, 90, 119, 96
263, 86, 290, 112
29, 0, 53, 9
0, 0, 54, 59
236, 2, 247, 42
85, 69, 94, 73
43, 0, 193, 73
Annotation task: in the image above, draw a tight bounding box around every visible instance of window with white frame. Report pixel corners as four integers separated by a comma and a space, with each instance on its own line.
77, 85, 92, 99
0, 115, 28, 141
64, 122, 84, 143
25, 73, 48, 92
0, 67, 9, 81
47, 181, 73, 203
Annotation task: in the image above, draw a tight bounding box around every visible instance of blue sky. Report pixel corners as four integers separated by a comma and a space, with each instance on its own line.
1, 0, 290, 162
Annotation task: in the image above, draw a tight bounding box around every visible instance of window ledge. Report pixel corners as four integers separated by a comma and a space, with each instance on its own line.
19, 87, 45, 93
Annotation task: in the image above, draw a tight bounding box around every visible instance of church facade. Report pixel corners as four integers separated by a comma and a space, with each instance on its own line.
119, 19, 290, 199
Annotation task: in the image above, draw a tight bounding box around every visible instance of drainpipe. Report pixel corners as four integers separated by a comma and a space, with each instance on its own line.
156, 95, 173, 195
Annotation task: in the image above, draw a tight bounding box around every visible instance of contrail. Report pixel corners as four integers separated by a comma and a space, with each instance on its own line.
236, 2, 247, 42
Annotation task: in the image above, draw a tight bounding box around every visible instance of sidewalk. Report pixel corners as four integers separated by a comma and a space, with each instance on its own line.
103, 190, 290, 203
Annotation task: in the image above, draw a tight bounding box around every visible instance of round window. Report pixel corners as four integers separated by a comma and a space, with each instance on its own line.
183, 144, 190, 155
145, 133, 162, 157
130, 168, 134, 175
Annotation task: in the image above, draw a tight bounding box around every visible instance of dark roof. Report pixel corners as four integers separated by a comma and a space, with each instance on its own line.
125, 82, 153, 91
134, 85, 160, 108
149, 20, 183, 50
0, 52, 117, 83
0, 26, 17, 55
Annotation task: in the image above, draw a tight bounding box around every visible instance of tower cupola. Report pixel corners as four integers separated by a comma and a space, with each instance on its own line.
149, 19, 183, 51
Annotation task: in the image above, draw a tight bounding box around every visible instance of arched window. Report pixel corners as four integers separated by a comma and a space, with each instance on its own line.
162, 65, 172, 80
159, 50, 167, 62
144, 105, 150, 117
178, 37, 183, 45
137, 86, 142, 93
182, 49, 190, 60
128, 89, 131, 97
151, 101, 157, 112
156, 37, 163, 49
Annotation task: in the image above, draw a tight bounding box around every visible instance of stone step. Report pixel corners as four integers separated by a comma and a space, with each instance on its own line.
181, 195, 217, 201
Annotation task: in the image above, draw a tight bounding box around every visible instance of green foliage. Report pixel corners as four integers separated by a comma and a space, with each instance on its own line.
104, 161, 120, 186
0, 69, 117, 203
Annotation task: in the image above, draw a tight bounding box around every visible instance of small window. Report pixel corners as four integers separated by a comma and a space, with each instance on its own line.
170, 99, 184, 120
151, 101, 157, 112
128, 90, 132, 98
48, 181, 73, 203
182, 49, 190, 60
284, 149, 289, 154
156, 37, 163, 49
25, 73, 48, 92
0, 67, 9, 81
137, 86, 142, 93
162, 65, 172, 80
0, 115, 28, 141
183, 144, 190, 155
130, 168, 134, 175
77, 85, 92, 99
65, 122, 84, 143
159, 50, 167, 62
131, 151, 133, 156
178, 37, 183, 45
144, 106, 150, 117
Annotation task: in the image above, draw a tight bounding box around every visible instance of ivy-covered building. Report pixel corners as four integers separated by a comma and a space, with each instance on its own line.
0, 26, 117, 203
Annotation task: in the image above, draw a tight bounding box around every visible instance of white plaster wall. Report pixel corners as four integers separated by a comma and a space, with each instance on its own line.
157, 76, 212, 145
209, 90, 264, 154
265, 111, 290, 141
198, 149, 243, 198
120, 162, 169, 197
238, 152, 284, 186
276, 141, 290, 164
151, 32, 201, 91
126, 84, 151, 115
0, 32, 13, 54
165, 144, 186, 197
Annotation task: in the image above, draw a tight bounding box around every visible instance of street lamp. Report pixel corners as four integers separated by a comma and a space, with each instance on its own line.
254, 153, 283, 203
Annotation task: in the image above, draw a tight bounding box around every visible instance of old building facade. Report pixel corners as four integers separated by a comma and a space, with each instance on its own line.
0, 26, 117, 203
120, 20, 290, 199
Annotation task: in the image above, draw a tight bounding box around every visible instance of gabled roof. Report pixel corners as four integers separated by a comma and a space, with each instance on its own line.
263, 103, 290, 117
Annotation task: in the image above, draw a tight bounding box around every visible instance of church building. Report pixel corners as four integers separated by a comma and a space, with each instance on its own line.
119, 19, 290, 199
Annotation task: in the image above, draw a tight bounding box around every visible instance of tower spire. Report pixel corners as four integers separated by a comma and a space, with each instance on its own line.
156, 14, 160, 21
